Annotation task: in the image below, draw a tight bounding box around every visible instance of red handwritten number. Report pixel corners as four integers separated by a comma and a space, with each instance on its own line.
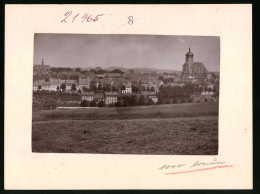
72, 13, 79, 22
62, 12, 103, 23
93, 14, 103, 22
81, 13, 88, 22
61, 11, 72, 23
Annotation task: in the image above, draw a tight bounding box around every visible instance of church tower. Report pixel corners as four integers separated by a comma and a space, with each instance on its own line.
185, 47, 194, 74
41, 58, 44, 65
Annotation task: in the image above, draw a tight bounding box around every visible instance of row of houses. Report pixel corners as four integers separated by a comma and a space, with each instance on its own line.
33, 76, 164, 94
81, 91, 159, 105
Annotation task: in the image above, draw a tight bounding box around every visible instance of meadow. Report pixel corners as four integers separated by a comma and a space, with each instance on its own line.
32, 102, 218, 121
32, 102, 219, 155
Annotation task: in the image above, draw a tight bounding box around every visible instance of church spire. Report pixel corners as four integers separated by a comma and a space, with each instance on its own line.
41, 58, 44, 65
186, 45, 193, 56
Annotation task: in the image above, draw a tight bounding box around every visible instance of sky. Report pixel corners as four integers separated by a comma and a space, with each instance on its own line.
34, 34, 220, 72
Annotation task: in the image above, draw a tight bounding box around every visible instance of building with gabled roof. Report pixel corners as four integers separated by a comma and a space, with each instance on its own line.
81, 91, 94, 101
105, 92, 119, 104
181, 47, 209, 81
94, 92, 105, 102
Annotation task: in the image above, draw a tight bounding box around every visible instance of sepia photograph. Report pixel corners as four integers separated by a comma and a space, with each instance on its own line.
32, 34, 220, 155
5, 4, 252, 189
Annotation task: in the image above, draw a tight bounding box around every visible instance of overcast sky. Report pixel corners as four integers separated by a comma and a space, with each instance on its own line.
34, 34, 220, 71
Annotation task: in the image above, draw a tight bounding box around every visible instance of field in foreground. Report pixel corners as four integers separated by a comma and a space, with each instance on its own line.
32, 102, 218, 121
32, 116, 218, 155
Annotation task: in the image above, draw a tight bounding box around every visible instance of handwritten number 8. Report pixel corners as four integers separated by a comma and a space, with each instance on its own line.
128, 16, 133, 25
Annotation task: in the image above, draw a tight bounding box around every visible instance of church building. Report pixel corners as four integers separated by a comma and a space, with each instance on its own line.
181, 47, 209, 81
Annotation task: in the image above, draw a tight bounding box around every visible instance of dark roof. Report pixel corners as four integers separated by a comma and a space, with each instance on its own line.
193, 62, 208, 74
94, 93, 105, 99
105, 92, 119, 96
81, 91, 94, 96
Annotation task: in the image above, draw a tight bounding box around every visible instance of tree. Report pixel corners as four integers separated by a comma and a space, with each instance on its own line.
43, 100, 57, 110
142, 86, 146, 91
104, 85, 111, 92
112, 86, 117, 92
121, 85, 126, 91
75, 68, 82, 73
213, 86, 217, 93
115, 101, 122, 107
80, 99, 89, 107
159, 76, 164, 81
151, 86, 155, 93
91, 85, 97, 91
181, 99, 186, 103
132, 85, 139, 93
77, 89, 82, 94
147, 98, 154, 105
111, 69, 124, 74
60, 83, 66, 91
89, 100, 97, 107
38, 85, 42, 90
98, 100, 105, 107
98, 83, 102, 90
157, 92, 164, 104
56, 86, 60, 91
122, 96, 131, 107
156, 99, 162, 105
130, 95, 138, 106
71, 84, 77, 91
138, 95, 146, 106
208, 87, 212, 92
199, 87, 203, 93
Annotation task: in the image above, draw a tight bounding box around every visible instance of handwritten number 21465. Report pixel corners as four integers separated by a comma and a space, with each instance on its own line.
61, 11, 103, 23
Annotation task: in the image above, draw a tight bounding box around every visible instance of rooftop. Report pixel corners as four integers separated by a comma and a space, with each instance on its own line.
82, 91, 94, 96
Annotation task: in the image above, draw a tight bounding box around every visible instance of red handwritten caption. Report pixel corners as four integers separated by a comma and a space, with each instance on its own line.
61, 11, 104, 23
165, 165, 233, 175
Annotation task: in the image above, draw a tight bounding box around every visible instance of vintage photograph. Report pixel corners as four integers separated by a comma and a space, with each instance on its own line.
32, 34, 220, 155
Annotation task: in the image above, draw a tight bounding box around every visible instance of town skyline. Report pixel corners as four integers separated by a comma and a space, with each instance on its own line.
34, 34, 220, 72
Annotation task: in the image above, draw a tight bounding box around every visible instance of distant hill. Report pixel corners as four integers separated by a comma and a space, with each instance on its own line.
130, 67, 181, 74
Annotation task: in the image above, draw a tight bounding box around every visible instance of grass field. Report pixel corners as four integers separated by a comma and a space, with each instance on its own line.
32, 103, 218, 155
32, 117, 218, 154
32, 102, 218, 121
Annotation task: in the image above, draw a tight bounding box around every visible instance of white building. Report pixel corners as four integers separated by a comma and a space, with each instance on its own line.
81, 91, 94, 101
105, 92, 119, 104
121, 84, 132, 94
148, 95, 159, 103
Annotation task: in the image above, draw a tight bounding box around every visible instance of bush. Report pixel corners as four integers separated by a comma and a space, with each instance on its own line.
43, 100, 57, 110
172, 99, 177, 104
115, 101, 122, 107
98, 100, 105, 107
89, 100, 97, 107
147, 98, 155, 105
80, 99, 89, 107
138, 95, 146, 106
